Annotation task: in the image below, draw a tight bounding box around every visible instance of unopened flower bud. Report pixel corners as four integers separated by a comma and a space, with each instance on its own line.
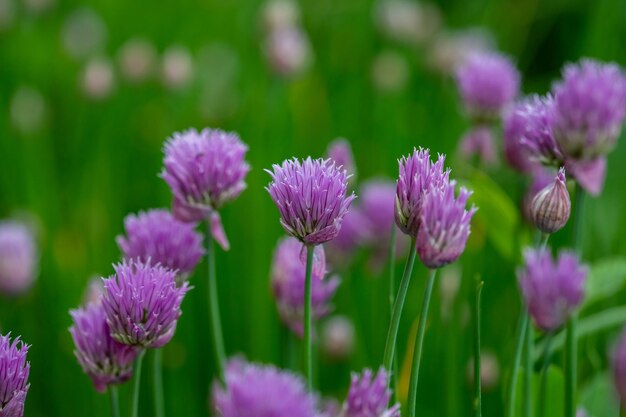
530, 168, 570, 234
321, 315, 355, 360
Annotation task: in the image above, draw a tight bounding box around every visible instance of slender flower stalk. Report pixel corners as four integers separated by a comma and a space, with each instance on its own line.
131, 350, 145, 417
303, 245, 314, 389
153, 350, 164, 417
523, 319, 533, 417
538, 333, 554, 417
473, 280, 484, 417
109, 386, 120, 417
388, 225, 398, 400
507, 309, 529, 417
207, 228, 226, 377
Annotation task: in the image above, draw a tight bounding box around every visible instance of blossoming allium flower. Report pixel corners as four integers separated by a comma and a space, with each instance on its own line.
343, 368, 400, 417
395, 148, 449, 237
161, 128, 250, 249
0, 333, 30, 417
416, 181, 477, 269
325, 207, 370, 262
454, 51, 520, 121
612, 327, 626, 408
116, 209, 204, 279
530, 168, 571, 234
212, 359, 322, 417
518, 248, 587, 331
458, 126, 497, 166
266, 157, 356, 246
102, 260, 190, 348
0, 221, 37, 296
326, 138, 356, 180
271, 237, 339, 336
69, 302, 138, 392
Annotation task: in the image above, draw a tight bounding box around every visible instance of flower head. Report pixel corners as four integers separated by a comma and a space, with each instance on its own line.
518, 249, 587, 331
416, 182, 477, 269
326, 138, 357, 180
212, 358, 323, 417
612, 327, 626, 409
69, 302, 138, 392
458, 126, 497, 166
530, 168, 571, 234
455, 51, 520, 121
395, 148, 450, 237
266, 157, 356, 246
343, 368, 400, 417
271, 237, 339, 336
0, 221, 37, 296
0, 333, 29, 416
101, 260, 190, 348
116, 209, 204, 280
552, 59, 626, 160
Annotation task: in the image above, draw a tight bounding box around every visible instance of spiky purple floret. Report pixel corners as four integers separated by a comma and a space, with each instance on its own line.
266, 157, 356, 246
212, 358, 324, 417
116, 209, 204, 279
416, 181, 477, 269
458, 126, 497, 166
69, 302, 138, 392
552, 59, 626, 160
0, 333, 29, 415
101, 260, 190, 348
518, 249, 587, 331
0, 221, 37, 296
271, 237, 339, 336
343, 368, 400, 417
455, 51, 520, 120
395, 148, 450, 237
612, 327, 626, 408
161, 128, 250, 211
326, 139, 357, 180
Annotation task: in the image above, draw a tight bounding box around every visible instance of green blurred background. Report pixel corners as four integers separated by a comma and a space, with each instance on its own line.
1, 0, 626, 415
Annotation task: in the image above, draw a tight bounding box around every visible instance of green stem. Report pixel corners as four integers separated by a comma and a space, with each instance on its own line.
507, 308, 529, 417
540, 233, 550, 250
408, 269, 438, 417
621, 402, 626, 417
383, 238, 417, 373
153, 349, 164, 417
474, 280, 484, 417
131, 350, 146, 417
524, 319, 534, 417
303, 245, 315, 389
109, 385, 120, 417
207, 225, 226, 377
538, 333, 554, 417
388, 226, 398, 401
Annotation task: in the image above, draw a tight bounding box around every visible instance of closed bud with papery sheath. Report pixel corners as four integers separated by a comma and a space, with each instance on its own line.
530, 168, 570, 234
0, 333, 30, 417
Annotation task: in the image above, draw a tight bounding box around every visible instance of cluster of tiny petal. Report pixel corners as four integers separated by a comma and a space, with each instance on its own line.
116, 209, 204, 278
395, 148, 449, 237
552, 59, 626, 159
212, 359, 322, 417
612, 327, 626, 408
416, 181, 477, 269
0, 333, 30, 415
0, 221, 37, 296
343, 368, 400, 417
161, 128, 250, 211
458, 126, 497, 166
326, 139, 357, 179
101, 260, 190, 348
266, 157, 356, 246
69, 302, 138, 392
455, 51, 520, 120
271, 237, 339, 336
530, 168, 571, 234
518, 249, 587, 331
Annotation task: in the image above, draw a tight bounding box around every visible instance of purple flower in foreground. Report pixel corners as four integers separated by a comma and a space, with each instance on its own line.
0, 333, 29, 417
266, 157, 356, 246
102, 260, 190, 348
0, 221, 37, 296
212, 359, 323, 417
271, 237, 339, 336
458, 126, 497, 166
530, 168, 571, 234
395, 148, 449, 237
326, 138, 357, 180
69, 302, 137, 392
116, 209, 204, 280
343, 368, 400, 417
455, 51, 520, 121
518, 248, 587, 331
612, 327, 626, 409
552, 59, 626, 160
416, 182, 477, 269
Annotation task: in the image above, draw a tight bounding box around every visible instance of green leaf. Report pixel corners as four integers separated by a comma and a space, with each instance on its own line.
513, 366, 564, 417
579, 372, 619, 417
584, 257, 626, 308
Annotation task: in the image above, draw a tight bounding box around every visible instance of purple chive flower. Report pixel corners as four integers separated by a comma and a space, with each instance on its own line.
0, 221, 37, 296
0, 333, 30, 417
271, 237, 339, 336
161, 128, 250, 250
395, 148, 450, 237
326, 138, 357, 180
530, 168, 571, 234
416, 181, 477, 269
343, 368, 400, 417
116, 209, 204, 280
518, 248, 587, 332
552, 59, 626, 160
458, 126, 497, 166
325, 207, 370, 265
101, 260, 190, 348
612, 327, 626, 408
212, 358, 323, 417
266, 157, 356, 246
564, 155, 607, 197
69, 302, 138, 392
455, 51, 520, 121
